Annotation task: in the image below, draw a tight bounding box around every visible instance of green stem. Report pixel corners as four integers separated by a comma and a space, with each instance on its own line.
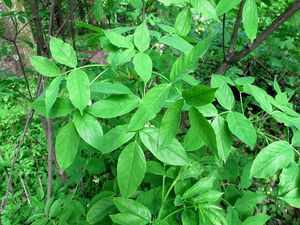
239, 91, 244, 115
158, 168, 183, 219
61, 64, 107, 75
162, 205, 195, 221
89, 69, 109, 86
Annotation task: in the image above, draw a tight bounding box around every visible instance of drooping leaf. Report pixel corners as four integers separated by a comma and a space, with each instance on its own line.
226, 112, 257, 149
99, 125, 135, 154
183, 127, 204, 151
182, 174, 216, 199
139, 128, 189, 166
113, 197, 151, 222
29, 56, 60, 77
183, 85, 217, 107
55, 122, 80, 171
128, 84, 170, 131
191, 0, 218, 21
158, 99, 183, 148
104, 30, 134, 48
244, 85, 273, 114
242, 214, 270, 225
250, 141, 294, 178
88, 94, 140, 118
215, 84, 235, 110
216, 0, 241, 16
189, 107, 217, 154
175, 7, 192, 36
226, 206, 242, 225
32, 97, 74, 118
73, 111, 103, 150
170, 37, 213, 81
66, 69, 90, 114
242, 0, 259, 42
133, 53, 153, 83
292, 131, 300, 147
212, 116, 233, 162
278, 162, 300, 208
50, 36, 77, 68
45, 77, 62, 116
234, 191, 265, 218
134, 22, 150, 52
117, 142, 146, 197
87, 195, 115, 224
182, 210, 198, 225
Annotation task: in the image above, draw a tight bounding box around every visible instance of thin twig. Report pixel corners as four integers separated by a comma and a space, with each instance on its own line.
227, 0, 246, 56
55, 3, 78, 36
19, 174, 32, 207
222, 14, 226, 60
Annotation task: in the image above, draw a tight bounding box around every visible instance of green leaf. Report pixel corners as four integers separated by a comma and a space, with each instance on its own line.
226, 206, 242, 225
55, 122, 80, 171
104, 30, 133, 48
73, 111, 103, 150
45, 77, 62, 116
242, 214, 270, 225
183, 85, 217, 106
250, 141, 294, 178
29, 56, 60, 77
194, 190, 223, 203
4, 0, 13, 8
191, 0, 218, 21
197, 103, 218, 117
212, 116, 233, 162
117, 142, 146, 197
170, 37, 213, 81
99, 125, 135, 154
139, 128, 189, 166
158, 99, 183, 148
113, 198, 151, 222
133, 53, 153, 83
183, 127, 204, 151
279, 188, 300, 208
234, 191, 265, 218
182, 174, 216, 199
93, 0, 103, 22
118, 48, 136, 65
278, 162, 300, 208
244, 85, 273, 114
216, 0, 241, 16
110, 213, 148, 225
66, 69, 90, 114
215, 84, 235, 110
240, 162, 252, 189
242, 0, 258, 42
159, 35, 193, 53
134, 22, 150, 52
32, 97, 74, 118
88, 94, 140, 118
226, 112, 257, 149
292, 131, 300, 147
189, 107, 217, 154
50, 36, 77, 68
128, 84, 170, 131
90, 82, 131, 94
182, 210, 198, 225
175, 7, 192, 36
234, 77, 255, 86
87, 195, 114, 224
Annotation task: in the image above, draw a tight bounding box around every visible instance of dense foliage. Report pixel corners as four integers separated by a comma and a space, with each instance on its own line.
0, 0, 300, 224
